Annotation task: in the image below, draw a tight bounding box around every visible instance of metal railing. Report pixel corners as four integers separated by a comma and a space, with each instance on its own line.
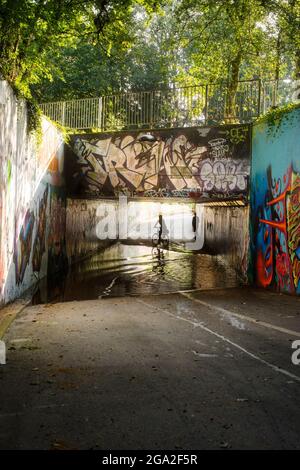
39, 79, 298, 131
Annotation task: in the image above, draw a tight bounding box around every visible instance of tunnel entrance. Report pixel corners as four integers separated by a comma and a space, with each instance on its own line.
47, 122, 250, 306
31, 197, 249, 305
32, 241, 242, 304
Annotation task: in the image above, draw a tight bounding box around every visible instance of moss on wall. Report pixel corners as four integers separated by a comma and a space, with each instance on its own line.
255, 102, 300, 139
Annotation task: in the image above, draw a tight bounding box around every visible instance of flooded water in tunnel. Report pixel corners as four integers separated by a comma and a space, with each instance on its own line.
32, 243, 243, 304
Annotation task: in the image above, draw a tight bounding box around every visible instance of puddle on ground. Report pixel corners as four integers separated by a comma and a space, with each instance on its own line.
32, 243, 242, 304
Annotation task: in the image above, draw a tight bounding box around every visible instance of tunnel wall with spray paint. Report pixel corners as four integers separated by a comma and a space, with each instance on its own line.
0, 81, 66, 305
204, 204, 249, 281
64, 125, 251, 199
65, 198, 202, 264
65, 196, 249, 281
64, 125, 251, 278
250, 106, 300, 295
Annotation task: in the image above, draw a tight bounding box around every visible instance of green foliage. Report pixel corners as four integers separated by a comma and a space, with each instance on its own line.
173, 0, 299, 85
43, 116, 72, 144
255, 101, 300, 137
27, 100, 43, 144
0, 0, 159, 99
1, 0, 299, 110
32, 3, 172, 101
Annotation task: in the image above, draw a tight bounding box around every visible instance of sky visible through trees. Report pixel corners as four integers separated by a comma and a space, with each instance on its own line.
0, 0, 299, 102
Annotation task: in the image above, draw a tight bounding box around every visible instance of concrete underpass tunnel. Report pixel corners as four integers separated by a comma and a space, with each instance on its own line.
32, 189, 249, 304
0, 80, 252, 308
32, 122, 251, 304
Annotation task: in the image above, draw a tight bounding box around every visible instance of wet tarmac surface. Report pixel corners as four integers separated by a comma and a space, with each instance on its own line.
2, 289, 300, 449
33, 243, 242, 304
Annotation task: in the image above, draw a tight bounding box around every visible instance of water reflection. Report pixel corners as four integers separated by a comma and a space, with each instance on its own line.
32, 243, 242, 304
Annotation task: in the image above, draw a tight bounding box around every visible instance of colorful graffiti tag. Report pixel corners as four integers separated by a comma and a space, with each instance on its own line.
251, 108, 300, 295
288, 173, 300, 292
65, 125, 250, 199
14, 209, 35, 285
0, 80, 66, 304
253, 166, 300, 293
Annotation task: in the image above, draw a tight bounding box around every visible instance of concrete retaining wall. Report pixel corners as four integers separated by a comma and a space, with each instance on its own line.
204, 205, 249, 281
250, 106, 300, 295
65, 125, 251, 200
0, 81, 66, 305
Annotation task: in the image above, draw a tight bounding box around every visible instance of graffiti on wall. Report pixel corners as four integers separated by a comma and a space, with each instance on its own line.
204, 205, 249, 281
66, 199, 104, 262
253, 167, 300, 293
0, 79, 66, 304
288, 173, 300, 292
14, 209, 35, 285
65, 125, 250, 199
32, 185, 49, 273
251, 108, 300, 295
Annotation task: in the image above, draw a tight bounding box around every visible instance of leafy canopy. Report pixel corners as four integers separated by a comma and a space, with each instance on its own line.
1, 0, 299, 102
0, 0, 159, 98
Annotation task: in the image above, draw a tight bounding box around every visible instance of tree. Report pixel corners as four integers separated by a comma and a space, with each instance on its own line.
174, 0, 300, 84
0, 0, 159, 98
32, 2, 177, 102
2, 0, 298, 110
